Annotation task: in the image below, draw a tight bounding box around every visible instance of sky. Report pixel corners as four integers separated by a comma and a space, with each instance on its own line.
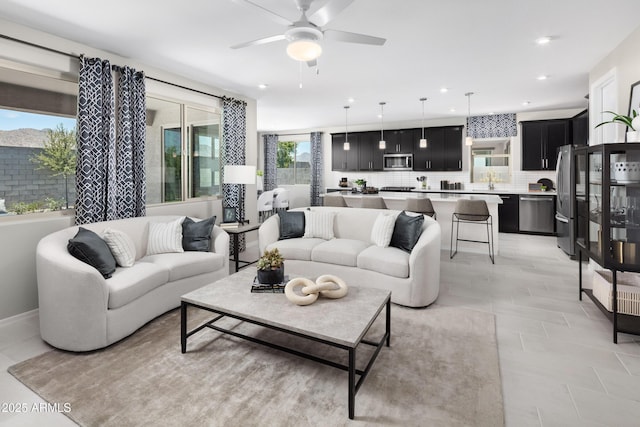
0, 108, 76, 131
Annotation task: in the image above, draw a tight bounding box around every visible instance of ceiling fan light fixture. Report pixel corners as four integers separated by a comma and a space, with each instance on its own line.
286, 39, 322, 61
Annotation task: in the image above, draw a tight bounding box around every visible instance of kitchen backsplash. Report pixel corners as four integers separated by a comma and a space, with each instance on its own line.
326, 170, 557, 192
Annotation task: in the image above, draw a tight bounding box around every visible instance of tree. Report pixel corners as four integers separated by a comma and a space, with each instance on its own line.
31, 123, 76, 208
277, 141, 296, 168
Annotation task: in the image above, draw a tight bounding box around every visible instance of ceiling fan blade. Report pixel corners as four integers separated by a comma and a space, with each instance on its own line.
323, 29, 386, 46
308, 0, 354, 27
231, 0, 293, 26
231, 34, 287, 50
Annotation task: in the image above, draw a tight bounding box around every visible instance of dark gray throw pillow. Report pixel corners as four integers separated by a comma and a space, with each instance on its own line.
182, 216, 216, 251
67, 227, 117, 278
279, 211, 305, 240
390, 211, 425, 252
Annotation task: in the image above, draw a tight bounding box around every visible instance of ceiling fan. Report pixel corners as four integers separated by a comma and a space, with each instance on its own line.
230, 0, 386, 66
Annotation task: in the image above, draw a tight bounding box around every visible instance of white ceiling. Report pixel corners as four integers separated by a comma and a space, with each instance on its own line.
2, 0, 640, 132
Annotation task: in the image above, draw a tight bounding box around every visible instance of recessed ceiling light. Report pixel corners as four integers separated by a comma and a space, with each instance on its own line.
440, 87, 449, 93
489, 112, 495, 115
347, 97, 355, 103
522, 101, 531, 106
537, 75, 548, 81
536, 36, 551, 45
449, 108, 456, 113
258, 83, 268, 89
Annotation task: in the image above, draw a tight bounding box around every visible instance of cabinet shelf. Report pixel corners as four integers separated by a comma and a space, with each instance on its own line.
581, 289, 640, 336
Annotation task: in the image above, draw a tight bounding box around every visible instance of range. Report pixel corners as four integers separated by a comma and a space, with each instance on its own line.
379, 186, 416, 192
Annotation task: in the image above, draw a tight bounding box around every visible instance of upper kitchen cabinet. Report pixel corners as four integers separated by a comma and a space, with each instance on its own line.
358, 131, 384, 171
331, 133, 359, 171
521, 119, 572, 170
572, 109, 589, 146
384, 129, 416, 154
413, 126, 463, 171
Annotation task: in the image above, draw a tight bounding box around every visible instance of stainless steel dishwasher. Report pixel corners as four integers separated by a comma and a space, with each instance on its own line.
519, 195, 555, 234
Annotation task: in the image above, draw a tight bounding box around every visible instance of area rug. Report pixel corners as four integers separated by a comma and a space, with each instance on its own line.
9, 305, 504, 426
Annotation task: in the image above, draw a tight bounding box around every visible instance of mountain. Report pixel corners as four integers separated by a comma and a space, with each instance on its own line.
0, 128, 48, 148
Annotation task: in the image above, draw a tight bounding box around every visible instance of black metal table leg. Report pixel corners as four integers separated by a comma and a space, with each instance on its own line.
578, 250, 583, 301
233, 233, 240, 272
613, 270, 618, 344
348, 348, 355, 419
386, 299, 391, 347
181, 302, 187, 353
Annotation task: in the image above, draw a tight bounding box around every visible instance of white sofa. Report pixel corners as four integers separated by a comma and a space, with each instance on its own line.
258, 207, 441, 307
36, 215, 229, 352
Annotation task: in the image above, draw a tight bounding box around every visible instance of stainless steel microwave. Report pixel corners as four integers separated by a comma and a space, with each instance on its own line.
383, 153, 413, 171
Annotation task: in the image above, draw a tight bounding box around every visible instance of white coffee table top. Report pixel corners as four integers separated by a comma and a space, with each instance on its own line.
181, 268, 391, 348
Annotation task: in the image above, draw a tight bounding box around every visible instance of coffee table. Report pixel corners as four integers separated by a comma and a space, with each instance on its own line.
180, 268, 391, 420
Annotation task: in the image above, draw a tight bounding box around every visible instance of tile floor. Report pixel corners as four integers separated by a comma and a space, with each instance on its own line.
1, 233, 639, 426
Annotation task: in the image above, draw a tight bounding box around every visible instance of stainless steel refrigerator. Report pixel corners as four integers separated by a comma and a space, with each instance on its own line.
555, 144, 575, 256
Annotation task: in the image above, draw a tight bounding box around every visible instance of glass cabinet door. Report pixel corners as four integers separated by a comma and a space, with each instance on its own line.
575, 148, 588, 249
588, 150, 603, 260
609, 146, 640, 267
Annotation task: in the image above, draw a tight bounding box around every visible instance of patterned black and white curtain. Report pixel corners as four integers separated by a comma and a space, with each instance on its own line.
263, 134, 278, 191
76, 57, 146, 225
76, 57, 117, 225
222, 97, 247, 253
310, 131, 323, 206
467, 113, 517, 139
115, 66, 146, 219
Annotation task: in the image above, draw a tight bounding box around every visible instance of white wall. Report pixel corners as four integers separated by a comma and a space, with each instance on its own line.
589, 25, 640, 143
0, 19, 257, 321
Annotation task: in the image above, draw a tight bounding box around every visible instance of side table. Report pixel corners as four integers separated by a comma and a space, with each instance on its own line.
223, 223, 260, 272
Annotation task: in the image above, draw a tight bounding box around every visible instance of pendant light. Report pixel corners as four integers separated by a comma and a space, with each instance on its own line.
419, 97, 428, 148
343, 105, 350, 150
465, 92, 474, 146
378, 102, 386, 149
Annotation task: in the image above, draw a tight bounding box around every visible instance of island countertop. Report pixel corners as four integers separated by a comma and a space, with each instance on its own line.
324, 191, 503, 205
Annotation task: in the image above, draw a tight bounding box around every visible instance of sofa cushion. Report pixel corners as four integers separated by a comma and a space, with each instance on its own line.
279, 211, 305, 240
357, 246, 410, 278
390, 211, 424, 253
102, 228, 136, 267
182, 216, 216, 252
311, 239, 371, 267
106, 262, 169, 309
147, 217, 185, 255
370, 212, 397, 247
67, 227, 117, 278
303, 210, 335, 240
141, 251, 225, 282
266, 238, 325, 261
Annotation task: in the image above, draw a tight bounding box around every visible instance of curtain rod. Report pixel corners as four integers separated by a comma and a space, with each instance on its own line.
1, 33, 224, 100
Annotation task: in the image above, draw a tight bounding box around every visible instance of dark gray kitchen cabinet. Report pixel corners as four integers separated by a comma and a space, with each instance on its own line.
331, 133, 359, 171
358, 131, 383, 171
413, 126, 462, 171
521, 119, 571, 170
497, 194, 519, 233
384, 129, 416, 153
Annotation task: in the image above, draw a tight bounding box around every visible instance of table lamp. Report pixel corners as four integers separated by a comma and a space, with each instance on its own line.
223, 165, 256, 225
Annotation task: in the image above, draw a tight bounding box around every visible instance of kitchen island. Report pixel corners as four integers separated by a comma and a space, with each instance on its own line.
323, 191, 502, 255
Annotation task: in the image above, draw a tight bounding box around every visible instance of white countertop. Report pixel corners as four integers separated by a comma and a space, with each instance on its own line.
326, 187, 556, 196
327, 191, 503, 204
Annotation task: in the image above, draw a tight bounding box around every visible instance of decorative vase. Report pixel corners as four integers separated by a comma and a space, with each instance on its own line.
627, 131, 640, 142
257, 265, 285, 284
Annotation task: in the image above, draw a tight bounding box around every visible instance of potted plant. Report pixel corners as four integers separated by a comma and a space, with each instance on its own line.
416, 176, 427, 189
257, 248, 285, 284
596, 110, 640, 142
354, 178, 367, 191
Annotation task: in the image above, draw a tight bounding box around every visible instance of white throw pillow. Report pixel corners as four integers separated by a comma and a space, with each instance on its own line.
102, 228, 136, 267
0, 199, 5, 213
303, 210, 335, 240
147, 217, 185, 255
370, 213, 396, 247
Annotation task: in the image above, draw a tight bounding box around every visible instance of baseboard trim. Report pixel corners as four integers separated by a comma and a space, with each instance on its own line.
0, 308, 38, 327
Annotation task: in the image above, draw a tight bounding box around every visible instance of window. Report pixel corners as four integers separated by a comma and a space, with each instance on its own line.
276, 140, 311, 185
0, 69, 78, 215
145, 96, 221, 204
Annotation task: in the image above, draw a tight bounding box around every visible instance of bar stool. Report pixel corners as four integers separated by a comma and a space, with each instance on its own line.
360, 196, 387, 209
323, 194, 348, 207
450, 199, 494, 264
257, 190, 274, 222
405, 198, 436, 219
272, 188, 289, 213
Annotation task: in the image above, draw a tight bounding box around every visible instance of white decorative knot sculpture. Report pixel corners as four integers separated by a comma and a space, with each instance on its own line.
284, 274, 348, 306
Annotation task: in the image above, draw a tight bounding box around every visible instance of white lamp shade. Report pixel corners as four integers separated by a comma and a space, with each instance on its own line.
419, 138, 427, 148
343, 141, 350, 150
465, 136, 473, 146
224, 165, 256, 184
378, 140, 386, 149
286, 40, 322, 62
